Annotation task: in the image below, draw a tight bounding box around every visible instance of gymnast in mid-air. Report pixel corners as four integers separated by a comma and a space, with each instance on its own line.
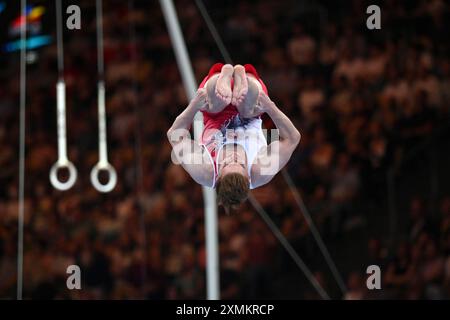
167, 63, 301, 213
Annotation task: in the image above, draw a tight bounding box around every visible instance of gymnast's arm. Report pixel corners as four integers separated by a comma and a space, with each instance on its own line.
251, 92, 301, 188
167, 89, 214, 186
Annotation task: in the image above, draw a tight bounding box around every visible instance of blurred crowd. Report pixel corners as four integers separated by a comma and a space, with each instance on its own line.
0, 0, 449, 299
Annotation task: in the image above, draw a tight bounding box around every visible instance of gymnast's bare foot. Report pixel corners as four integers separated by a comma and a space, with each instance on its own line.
235, 74, 261, 118
205, 64, 233, 113
232, 65, 248, 106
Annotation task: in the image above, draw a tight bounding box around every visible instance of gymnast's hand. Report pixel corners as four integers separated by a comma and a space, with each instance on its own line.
189, 88, 209, 112
256, 91, 274, 114
239, 90, 272, 118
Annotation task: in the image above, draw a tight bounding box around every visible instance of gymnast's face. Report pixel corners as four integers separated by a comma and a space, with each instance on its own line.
220, 162, 248, 179
217, 144, 249, 180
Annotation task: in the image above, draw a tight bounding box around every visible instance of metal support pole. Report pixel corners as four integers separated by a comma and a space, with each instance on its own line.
159, 0, 220, 300
17, 0, 27, 300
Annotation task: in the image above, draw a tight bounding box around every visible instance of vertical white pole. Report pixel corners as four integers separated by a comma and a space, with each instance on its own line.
159, 0, 220, 300
17, 0, 27, 301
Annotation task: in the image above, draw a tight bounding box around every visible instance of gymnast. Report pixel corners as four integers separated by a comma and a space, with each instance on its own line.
167, 63, 300, 213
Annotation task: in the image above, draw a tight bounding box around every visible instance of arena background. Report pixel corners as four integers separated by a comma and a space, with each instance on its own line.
0, 0, 449, 300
